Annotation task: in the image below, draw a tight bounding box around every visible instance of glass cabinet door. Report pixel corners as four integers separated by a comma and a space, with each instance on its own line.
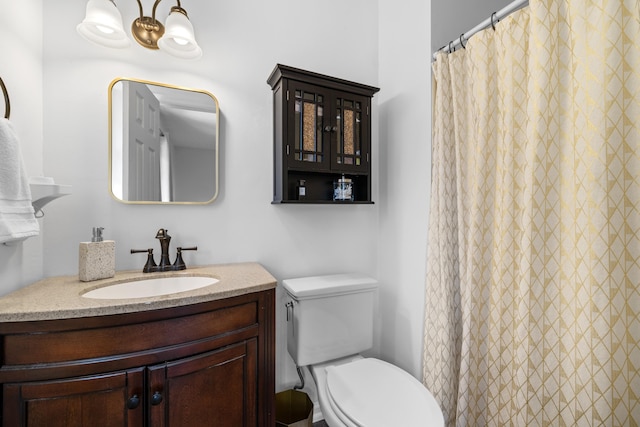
287, 82, 330, 171
331, 94, 369, 172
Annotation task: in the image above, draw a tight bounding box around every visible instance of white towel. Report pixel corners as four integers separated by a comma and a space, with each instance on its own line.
0, 118, 39, 243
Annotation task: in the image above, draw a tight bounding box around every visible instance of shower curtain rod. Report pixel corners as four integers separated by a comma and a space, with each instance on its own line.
432, 0, 529, 61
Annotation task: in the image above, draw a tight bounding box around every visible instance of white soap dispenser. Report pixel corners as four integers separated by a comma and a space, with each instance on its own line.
79, 227, 115, 282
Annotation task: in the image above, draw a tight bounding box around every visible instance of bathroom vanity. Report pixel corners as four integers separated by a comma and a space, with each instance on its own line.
0, 263, 276, 427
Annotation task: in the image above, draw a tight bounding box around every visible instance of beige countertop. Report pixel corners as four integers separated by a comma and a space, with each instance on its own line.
0, 263, 277, 323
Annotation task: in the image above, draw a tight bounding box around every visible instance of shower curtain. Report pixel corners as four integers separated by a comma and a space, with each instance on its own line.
424, 1, 640, 426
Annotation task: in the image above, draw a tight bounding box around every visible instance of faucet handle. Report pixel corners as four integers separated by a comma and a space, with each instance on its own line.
172, 246, 197, 271
131, 248, 158, 273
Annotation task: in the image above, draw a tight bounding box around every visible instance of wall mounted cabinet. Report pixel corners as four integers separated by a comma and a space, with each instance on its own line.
268, 64, 379, 203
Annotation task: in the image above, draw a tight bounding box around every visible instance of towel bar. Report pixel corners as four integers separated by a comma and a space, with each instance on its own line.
0, 77, 9, 119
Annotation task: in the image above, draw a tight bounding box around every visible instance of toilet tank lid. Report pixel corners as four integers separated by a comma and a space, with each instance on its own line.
282, 273, 377, 299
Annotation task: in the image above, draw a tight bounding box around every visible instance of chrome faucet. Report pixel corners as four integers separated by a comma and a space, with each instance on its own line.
131, 228, 198, 273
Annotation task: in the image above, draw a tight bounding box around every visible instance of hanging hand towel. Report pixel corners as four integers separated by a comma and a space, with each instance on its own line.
0, 118, 39, 243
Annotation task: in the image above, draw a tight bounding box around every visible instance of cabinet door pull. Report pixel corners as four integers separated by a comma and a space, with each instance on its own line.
151, 391, 163, 406
127, 394, 140, 409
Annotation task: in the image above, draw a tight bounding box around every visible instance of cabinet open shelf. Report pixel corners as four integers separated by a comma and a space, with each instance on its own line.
272, 170, 373, 204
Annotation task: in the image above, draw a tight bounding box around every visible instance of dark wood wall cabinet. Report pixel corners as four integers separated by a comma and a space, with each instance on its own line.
0, 290, 275, 427
268, 64, 379, 204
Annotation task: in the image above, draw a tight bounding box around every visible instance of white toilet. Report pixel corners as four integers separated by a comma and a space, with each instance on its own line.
283, 273, 444, 427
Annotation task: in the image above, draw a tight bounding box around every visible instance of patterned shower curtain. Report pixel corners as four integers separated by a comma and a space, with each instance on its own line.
424, 1, 640, 426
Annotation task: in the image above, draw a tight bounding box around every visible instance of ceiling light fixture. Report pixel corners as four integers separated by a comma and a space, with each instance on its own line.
77, 0, 202, 60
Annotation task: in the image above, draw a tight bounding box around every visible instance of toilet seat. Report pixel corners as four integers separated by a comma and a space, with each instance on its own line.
325, 358, 444, 427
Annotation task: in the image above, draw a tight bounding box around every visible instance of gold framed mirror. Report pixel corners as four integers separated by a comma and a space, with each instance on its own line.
109, 78, 219, 204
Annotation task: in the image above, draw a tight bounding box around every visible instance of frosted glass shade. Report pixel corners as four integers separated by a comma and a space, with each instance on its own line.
158, 10, 202, 59
77, 0, 130, 48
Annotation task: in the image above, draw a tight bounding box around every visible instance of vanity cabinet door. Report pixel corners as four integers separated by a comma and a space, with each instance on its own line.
2, 368, 144, 427
148, 339, 257, 427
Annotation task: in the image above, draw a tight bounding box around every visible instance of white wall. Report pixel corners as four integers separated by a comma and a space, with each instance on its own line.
0, 0, 44, 294
42, 0, 380, 276
41, 0, 379, 391
377, 0, 431, 378
1, 0, 437, 393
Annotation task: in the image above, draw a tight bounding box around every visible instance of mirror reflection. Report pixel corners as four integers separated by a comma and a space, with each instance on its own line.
109, 78, 219, 204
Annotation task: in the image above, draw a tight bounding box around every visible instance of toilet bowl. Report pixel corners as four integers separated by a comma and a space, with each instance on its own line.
310, 356, 444, 427
283, 273, 444, 427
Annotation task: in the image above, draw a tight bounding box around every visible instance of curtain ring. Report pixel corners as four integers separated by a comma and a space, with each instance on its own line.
491, 12, 499, 31
459, 33, 466, 49
448, 40, 455, 54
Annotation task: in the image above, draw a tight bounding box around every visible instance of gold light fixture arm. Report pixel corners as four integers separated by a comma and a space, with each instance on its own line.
151, 0, 163, 22
135, 0, 145, 20
173, 0, 187, 16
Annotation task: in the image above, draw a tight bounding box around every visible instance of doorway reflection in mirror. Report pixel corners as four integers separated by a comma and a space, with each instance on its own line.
109, 78, 219, 204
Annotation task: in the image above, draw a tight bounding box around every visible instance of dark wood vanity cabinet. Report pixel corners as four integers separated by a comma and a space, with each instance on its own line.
268, 64, 379, 203
0, 290, 275, 427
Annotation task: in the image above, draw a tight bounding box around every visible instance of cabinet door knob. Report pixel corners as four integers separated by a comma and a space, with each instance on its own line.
151, 391, 163, 406
127, 394, 140, 409
324, 126, 332, 132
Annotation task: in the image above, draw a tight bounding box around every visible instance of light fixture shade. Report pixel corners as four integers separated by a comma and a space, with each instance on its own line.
158, 10, 202, 59
77, 0, 130, 49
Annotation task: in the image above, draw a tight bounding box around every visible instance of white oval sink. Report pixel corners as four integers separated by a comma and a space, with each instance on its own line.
82, 276, 219, 299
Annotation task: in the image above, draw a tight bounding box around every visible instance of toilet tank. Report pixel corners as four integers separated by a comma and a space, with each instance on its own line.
282, 273, 377, 367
